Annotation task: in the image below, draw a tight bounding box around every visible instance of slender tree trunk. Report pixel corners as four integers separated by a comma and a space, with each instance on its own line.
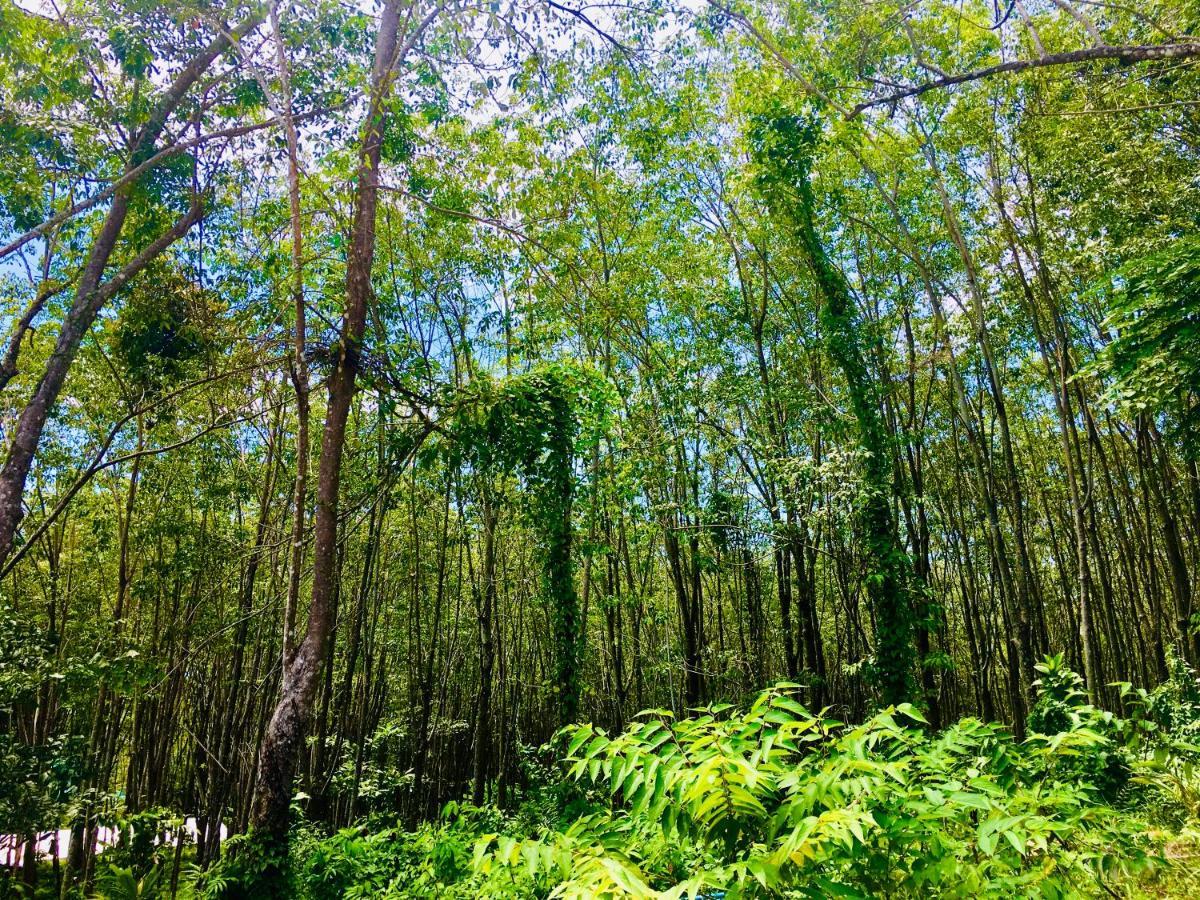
472, 491, 498, 805
270, 0, 311, 667
0, 15, 262, 565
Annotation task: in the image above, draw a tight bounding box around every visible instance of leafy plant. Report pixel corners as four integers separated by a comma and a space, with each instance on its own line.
1090, 238, 1200, 442
469, 682, 1169, 897
1026, 653, 1132, 801
182, 667, 1200, 898
94, 863, 167, 900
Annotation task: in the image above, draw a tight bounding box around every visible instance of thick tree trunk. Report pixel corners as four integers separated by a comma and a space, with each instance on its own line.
249, 0, 424, 870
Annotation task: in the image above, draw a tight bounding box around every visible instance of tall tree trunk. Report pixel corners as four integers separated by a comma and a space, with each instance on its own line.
270, 0, 312, 667
472, 491, 498, 805
250, 0, 430, 869
753, 116, 913, 704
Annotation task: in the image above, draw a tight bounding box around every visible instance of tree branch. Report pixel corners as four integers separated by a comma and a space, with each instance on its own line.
0, 106, 337, 263
849, 42, 1200, 117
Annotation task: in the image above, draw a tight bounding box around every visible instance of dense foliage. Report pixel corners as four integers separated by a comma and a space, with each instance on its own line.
443, 362, 612, 723
206, 656, 1200, 898
3, 0, 1200, 895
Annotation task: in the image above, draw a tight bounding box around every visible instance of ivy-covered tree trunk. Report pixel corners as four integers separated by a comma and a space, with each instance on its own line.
456, 369, 590, 726
531, 387, 583, 724
751, 114, 914, 705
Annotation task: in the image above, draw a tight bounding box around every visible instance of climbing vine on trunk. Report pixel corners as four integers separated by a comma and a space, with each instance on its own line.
449, 362, 610, 724
748, 110, 915, 705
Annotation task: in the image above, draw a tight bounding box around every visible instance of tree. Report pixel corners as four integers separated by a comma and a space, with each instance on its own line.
249, 0, 441, 871
749, 110, 914, 704
0, 5, 267, 566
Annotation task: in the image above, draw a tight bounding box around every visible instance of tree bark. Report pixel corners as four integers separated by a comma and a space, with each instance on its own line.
0, 13, 263, 565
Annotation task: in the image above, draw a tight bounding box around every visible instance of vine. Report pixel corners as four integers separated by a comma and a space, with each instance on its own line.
748, 108, 916, 704
449, 362, 611, 724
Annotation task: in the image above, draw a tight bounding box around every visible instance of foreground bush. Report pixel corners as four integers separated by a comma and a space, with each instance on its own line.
480, 694, 1158, 897
200, 657, 1200, 899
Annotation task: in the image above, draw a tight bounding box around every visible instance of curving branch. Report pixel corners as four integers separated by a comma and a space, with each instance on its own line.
0, 105, 337, 263
849, 42, 1200, 117
1, 358, 277, 579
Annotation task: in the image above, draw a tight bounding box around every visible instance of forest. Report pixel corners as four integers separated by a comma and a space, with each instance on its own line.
2, 0, 1200, 896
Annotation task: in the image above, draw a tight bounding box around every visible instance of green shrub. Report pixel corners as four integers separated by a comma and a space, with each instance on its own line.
509, 685, 1162, 897
194, 661, 1200, 898
289, 804, 513, 899
1026, 653, 1132, 801
94, 863, 168, 900
1119, 649, 1200, 825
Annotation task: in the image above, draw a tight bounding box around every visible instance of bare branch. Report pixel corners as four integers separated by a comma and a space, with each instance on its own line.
849, 42, 1200, 117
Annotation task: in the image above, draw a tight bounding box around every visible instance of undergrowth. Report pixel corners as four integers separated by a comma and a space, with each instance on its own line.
188, 652, 1200, 898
